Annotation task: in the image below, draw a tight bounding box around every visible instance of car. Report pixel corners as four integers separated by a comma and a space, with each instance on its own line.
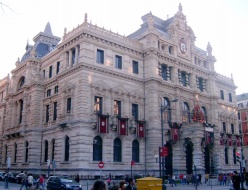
3, 172, 16, 183
16, 173, 26, 184
0, 172, 6, 181
47, 176, 82, 190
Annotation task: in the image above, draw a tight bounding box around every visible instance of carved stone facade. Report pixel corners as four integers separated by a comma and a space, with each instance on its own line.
0, 4, 240, 176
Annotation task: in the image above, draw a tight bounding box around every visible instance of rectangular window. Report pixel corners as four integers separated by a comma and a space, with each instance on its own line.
46, 105, 49, 123
115, 55, 122, 69
161, 65, 167, 80
43, 70, 46, 79
114, 100, 121, 117
132, 104, 139, 121
181, 72, 187, 87
97, 49, 104, 64
56, 61, 60, 74
49, 66, 52, 78
223, 122, 226, 132
199, 78, 204, 92
72, 49, 76, 64
53, 102, 57, 121
54, 86, 58, 94
231, 124, 234, 134
94, 96, 103, 114
229, 93, 232, 102
132, 61, 139, 74
67, 98, 71, 113
220, 90, 224, 100
47, 89, 51, 97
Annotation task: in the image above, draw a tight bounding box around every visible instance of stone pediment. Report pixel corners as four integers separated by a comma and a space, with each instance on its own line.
62, 81, 76, 92
90, 80, 110, 91
130, 89, 144, 103
111, 85, 128, 95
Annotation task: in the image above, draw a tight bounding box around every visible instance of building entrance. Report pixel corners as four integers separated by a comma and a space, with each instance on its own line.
164, 142, 173, 175
185, 142, 193, 174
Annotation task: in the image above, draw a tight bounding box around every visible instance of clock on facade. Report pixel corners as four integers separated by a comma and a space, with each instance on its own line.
179, 38, 187, 54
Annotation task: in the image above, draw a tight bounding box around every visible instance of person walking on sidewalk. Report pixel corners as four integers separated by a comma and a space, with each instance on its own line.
20, 172, 28, 190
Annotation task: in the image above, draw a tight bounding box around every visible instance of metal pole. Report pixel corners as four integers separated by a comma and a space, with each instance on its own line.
161, 104, 165, 189
194, 165, 197, 190
131, 164, 133, 177
48, 165, 50, 178
241, 147, 244, 189
159, 147, 161, 178
5, 167, 9, 189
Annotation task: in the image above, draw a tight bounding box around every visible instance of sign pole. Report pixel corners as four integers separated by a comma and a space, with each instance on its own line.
6, 157, 10, 189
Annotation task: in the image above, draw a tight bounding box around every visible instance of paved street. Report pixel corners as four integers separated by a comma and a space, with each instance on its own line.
0, 180, 239, 190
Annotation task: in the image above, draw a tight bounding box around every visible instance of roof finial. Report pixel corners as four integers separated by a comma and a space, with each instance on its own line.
207, 42, 212, 56
44, 22, 53, 35
84, 13, 88, 23
178, 3, 182, 13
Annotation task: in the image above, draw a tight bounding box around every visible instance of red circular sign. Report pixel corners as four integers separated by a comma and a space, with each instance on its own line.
98, 161, 104, 168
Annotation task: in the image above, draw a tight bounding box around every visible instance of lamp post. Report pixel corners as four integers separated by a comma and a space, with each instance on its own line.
160, 98, 178, 188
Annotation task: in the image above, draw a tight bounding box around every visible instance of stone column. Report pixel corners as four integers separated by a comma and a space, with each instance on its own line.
69, 50, 72, 67
75, 46, 78, 64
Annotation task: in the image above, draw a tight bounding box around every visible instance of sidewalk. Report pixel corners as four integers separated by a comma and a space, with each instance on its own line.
165, 183, 235, 190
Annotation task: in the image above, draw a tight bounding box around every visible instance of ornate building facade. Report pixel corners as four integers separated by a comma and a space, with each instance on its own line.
0, 4, 240, 176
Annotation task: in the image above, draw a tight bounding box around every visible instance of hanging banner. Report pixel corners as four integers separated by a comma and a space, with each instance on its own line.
228, 135, 232, 146
237, 136, 241, 147
137, 122, 145, 138
205, 131, 211, 145
98, 114, 109, 133
118, 118, 128, 136
171, 128, 179, 141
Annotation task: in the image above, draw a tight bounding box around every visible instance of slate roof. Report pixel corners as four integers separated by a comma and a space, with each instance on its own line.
237, 93, 248, 101
128, 13, 174, 39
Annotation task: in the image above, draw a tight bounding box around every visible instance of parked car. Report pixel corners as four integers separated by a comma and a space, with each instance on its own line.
3, 172, 16, 183
47, 176, 82, 190
0, 172, 6, 181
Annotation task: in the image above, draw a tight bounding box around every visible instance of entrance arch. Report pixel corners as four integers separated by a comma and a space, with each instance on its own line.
185, 141, 193, 174
164, 142, 173, 175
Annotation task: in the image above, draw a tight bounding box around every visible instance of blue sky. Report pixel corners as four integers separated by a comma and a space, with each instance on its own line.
0, 0, 248, 94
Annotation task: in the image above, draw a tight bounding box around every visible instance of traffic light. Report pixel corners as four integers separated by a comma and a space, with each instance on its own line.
47, 159, 50, 166
236, 152, 241, 163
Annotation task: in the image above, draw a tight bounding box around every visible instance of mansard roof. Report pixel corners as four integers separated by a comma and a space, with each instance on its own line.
128, 12, 173, 39
237, 93, 248, 101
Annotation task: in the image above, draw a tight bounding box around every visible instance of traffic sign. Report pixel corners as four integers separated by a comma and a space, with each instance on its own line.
98, 161, 104, 168
160, 147, 168, 157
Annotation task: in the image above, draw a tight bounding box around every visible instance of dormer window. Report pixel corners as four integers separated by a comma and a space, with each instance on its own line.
18, 76, 25, 90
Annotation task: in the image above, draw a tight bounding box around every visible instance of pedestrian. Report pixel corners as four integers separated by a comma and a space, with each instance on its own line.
232, 171, 241, 190
91, 180, 107, 190
75, 174, 80, 183
198, 174, 202, 185
27, 173, 34, 190
218, 173, 223, 186
20, 172, 28, 190
38, 174, 45, 190
223, 173, 227, 186
118, 180, 127, 190
205, 173, 209, 184
171, 174, 177, 187
125, 177, 135, 190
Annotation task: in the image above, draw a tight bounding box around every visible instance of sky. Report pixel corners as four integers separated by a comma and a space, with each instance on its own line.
0, 0, 248, 95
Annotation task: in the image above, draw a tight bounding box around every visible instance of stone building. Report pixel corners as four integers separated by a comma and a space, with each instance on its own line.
237, 93, 248, 166
0, 4, 240, 176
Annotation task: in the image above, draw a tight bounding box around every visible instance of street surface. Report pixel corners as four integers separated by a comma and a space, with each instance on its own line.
0, 180, 238, 190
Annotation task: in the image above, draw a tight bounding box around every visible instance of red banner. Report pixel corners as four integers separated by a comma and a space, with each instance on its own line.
205, 132, 212, 145
171, 128, 179, 141
237, 136, 240, 147
137, 123, 145, 138
160, 147, 168, 157
118, 119, 128, 135
220, 138, 223, 145
228, 136, 232, 146
98, 116, 108, 133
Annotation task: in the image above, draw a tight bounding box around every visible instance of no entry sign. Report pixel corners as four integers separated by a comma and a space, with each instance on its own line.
98, 161, 104, 168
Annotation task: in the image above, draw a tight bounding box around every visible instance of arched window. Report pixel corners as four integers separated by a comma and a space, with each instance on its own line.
233, 148, 236, 164
51, 139, 55, 161
93, 136, 102, 161
182, 102, 190, 123
113, 138, 122, 162
44, 140, 48, 162
65, 136, 70, 161
225, 147, 228, 164
25, 141, 29, 162
162, 98, 171, 122
19, 99, 23, 124
201, 106, 207, 122
132, 140, 139, 162
14, 143, 17, 163
18, 76, 25, 90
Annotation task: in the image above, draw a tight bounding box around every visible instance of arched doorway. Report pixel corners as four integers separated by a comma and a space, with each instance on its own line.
204, 146, 210, 174
185, 142, 193, 174
164, 142, 173, 175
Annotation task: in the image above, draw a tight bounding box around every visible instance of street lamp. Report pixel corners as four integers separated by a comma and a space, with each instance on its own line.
160, 98, 178, 188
